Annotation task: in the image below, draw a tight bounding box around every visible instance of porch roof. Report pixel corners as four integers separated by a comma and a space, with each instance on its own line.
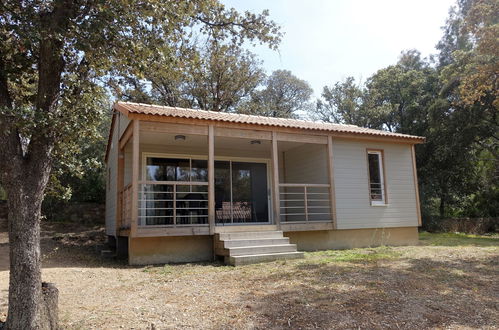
113, 101, 425, 143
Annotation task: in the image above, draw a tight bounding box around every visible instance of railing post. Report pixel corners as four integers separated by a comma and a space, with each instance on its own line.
271, 131, 281, 228
208, 125, 215, 234
173, 184, 177, 227
327, 136, 337, 228
304, 186, 308, 222
131, 120, 140, 237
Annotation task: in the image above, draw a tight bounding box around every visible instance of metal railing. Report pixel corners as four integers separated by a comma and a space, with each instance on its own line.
138, 181, 209, 227
279, 183, 332, 222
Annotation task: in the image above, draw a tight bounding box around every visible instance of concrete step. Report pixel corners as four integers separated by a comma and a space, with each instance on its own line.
218, 230, 284, 241
223, 237, 290, 248
227, 251, 305, 266
229, 244, 298, 256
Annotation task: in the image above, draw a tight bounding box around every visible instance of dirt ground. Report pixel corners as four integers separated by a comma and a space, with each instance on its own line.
0, 219, 498, 329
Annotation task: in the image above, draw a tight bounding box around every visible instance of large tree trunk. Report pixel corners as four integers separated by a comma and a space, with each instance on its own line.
3, 153, 57, 329
5, 184, 43, 329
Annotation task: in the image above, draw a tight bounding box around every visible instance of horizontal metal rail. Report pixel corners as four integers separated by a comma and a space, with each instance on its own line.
138, 181, 209, 227
279, 183, 332, 223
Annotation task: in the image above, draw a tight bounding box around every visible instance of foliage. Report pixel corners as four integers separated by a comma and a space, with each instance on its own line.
313, 77, 378, 127
0, 0, 282, 327
240, 69, 313, 118
309, 0, 497, 223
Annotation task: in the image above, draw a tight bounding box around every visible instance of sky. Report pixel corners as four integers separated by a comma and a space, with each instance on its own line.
222, 0, 456, 96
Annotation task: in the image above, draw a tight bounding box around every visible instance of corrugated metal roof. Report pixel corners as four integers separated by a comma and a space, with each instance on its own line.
114, 101, 425, 142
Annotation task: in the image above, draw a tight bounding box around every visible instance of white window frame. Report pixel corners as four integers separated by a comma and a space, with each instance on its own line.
367, 150, 386, 206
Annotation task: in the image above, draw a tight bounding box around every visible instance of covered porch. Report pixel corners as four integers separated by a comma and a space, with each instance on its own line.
116, 119, 336, 238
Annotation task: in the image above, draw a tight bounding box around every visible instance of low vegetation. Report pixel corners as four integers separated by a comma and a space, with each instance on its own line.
1, 222, 497, 329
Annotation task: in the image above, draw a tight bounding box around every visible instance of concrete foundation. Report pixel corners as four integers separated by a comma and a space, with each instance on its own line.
284, 227, 419, 251
128, 235, 213, 265
126, 227, 418, 265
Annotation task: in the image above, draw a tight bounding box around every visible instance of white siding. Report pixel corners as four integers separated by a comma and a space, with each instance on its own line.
105, 117, 119, 236
332, 139, 418, 229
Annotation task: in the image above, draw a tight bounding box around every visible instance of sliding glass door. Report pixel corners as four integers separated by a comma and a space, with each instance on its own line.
215, 160, 269, 224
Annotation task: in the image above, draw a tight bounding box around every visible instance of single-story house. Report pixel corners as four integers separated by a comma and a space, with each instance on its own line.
105, 101, 424, 265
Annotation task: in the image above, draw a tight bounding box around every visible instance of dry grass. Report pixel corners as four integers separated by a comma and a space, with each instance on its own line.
0, 221, 498, 329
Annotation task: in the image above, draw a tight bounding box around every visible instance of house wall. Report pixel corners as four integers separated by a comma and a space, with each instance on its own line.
285, 226, 418, 250
128, 235, 213, 264
282, 143, 328, 184
332, 139, 419, 229
105, 116, 120, 236
118, 112, 130, 139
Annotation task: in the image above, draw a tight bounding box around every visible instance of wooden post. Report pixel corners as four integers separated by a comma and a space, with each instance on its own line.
116, 150, 124, 235
130, 120, 140, 237
327, 136, 337, 228
271, 131, 281, 228
208, 125, 215, 235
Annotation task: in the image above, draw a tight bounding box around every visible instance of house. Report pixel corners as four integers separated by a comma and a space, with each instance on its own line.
105, 101, 424, 265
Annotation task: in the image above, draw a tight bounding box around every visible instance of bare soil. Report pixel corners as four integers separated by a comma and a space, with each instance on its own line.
0, 220, 498, 329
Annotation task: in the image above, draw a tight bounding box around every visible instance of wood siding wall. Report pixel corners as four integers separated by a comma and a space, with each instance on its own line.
283, 144, 328, 184
105, 118, 119, 236
332, 139, 418, 229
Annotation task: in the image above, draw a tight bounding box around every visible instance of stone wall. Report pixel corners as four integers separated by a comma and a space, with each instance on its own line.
0, 201, 105, 224
44, 202, 105, 224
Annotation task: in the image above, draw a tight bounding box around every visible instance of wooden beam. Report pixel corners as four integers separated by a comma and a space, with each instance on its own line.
215, 127, 271, 140
411, 145, 422, 226
116, 151, 124, 235
276, 132, 327, 144
136, 226, 210, 237
119, 121, 133, 150
130, 120, 140, 237
327, 136, 338, 229
140, 121, 208, 135
281, 221, 334, 232
208, 125, 215, 235
271, 131, 281, 229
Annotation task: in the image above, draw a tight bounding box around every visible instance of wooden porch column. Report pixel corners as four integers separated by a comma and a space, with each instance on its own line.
271, 131, 281, 229
327, 136, 337, 229
130, 120, 140, 237
208, 125, 215, 234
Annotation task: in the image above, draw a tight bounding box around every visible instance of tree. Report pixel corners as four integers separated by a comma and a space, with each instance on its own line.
181, 41, 265, 111
240, 69, 313, 118
365, 50, 439, 134
0, 1, 280, 327
116, 40, 266, 112
312, 77, 381, 128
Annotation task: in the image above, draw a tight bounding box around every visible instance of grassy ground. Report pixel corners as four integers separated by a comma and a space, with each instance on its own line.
0, 222, 498, 329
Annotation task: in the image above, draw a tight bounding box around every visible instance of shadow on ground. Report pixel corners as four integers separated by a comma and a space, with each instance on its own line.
236, 253, 499, 329
0, 220, 126, 272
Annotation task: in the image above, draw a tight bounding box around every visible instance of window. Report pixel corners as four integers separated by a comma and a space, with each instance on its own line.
367, 150, 386, 205
145, 157, 207, 182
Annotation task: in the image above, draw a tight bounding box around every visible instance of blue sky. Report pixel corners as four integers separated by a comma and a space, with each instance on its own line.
222, 0, 456, 96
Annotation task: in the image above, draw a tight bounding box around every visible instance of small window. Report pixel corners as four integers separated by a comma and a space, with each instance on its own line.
367, 150, 386, 205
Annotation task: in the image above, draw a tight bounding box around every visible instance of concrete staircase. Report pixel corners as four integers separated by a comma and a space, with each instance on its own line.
215, 230, 304, 266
